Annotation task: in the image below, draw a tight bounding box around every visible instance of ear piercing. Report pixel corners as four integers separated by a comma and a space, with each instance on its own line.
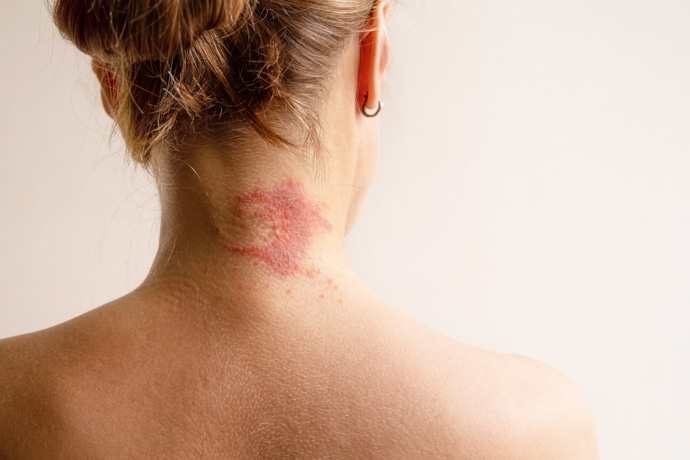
361, 92, 383, 117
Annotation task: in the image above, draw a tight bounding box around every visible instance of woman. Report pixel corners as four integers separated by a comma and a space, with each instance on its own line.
0, 0, 598, 457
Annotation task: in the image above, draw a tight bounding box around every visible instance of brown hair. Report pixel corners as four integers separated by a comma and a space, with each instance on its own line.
53, 0, 376, 166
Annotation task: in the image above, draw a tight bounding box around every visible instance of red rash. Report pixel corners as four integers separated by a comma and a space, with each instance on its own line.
228, 179, 331, 275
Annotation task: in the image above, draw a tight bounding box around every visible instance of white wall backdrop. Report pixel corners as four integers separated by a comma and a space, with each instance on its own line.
2, 1, 689, 458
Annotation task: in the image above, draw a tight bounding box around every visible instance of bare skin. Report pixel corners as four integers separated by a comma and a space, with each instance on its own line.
0, 279, 597, 459
0, 2, 598, 457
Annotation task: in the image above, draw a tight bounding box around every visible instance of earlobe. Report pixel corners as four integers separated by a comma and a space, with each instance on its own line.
92, 59, 117, 119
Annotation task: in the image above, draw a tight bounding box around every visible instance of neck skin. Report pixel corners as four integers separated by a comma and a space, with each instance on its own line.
136, 38, 380, 320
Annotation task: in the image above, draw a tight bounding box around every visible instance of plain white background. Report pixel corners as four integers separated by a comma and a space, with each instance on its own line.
2, 1, 689, 458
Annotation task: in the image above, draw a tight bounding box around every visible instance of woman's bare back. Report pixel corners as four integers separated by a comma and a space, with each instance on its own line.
0, 285, 597, 459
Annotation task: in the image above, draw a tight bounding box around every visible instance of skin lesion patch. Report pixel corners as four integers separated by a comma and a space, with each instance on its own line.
227, 179, 332, 276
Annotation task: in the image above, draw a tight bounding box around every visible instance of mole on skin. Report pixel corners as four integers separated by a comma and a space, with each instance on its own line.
227, 179, 331, 276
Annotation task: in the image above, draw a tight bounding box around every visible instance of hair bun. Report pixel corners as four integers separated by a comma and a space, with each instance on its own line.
54, 0, 247, 61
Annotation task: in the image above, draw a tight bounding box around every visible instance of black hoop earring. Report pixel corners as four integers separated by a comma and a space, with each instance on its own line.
361, 93, 383, 118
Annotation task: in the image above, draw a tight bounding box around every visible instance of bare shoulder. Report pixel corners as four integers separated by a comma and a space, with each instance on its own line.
0, 314, 103, 459
444, 343, 600, 459
502, 353, 598, 459
369, 305, 599, 458
0, 329, 64, 458
371, 306, 599, 459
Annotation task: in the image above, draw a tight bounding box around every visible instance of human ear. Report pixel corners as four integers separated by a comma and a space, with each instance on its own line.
91, 59, 116, 119
357, 0, 391, 115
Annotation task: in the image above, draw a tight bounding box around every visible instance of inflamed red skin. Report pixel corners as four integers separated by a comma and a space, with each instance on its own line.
227, 179, 331, 276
